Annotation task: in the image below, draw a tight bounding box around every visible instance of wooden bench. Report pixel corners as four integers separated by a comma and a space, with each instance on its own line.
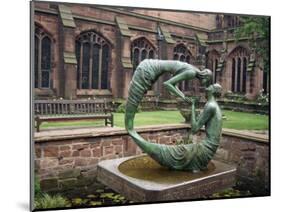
34, 99, 113, 132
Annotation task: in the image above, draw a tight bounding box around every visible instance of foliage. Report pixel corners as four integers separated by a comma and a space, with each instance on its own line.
235, 16, 270, 73
211, 188, 251, 198
35, 193, 71, 209
34, 175, 42, 197
256, 89, 269, 104
34, 175, 70, 209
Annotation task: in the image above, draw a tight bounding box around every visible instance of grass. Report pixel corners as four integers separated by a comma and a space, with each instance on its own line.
41, 110, 269, 131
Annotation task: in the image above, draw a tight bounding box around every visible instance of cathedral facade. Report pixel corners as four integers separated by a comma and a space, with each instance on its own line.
33, 1, 269, 100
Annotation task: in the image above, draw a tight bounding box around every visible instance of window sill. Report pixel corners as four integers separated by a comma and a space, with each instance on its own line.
76, 89, 112, 97
34, 88, 55, 97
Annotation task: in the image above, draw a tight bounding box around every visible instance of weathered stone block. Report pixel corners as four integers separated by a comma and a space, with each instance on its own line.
80, 149, 91, 157
59, 178, 77, 190
40, 178, 58, 191
58, 168, 81, 179
92, 147, 102, 157
104, 146, 114, 155
74, 158, 89, 167
59, 150, 72, 157
43, 146, 59, 157
60, 145, 71, 151
72, 150, 80, 157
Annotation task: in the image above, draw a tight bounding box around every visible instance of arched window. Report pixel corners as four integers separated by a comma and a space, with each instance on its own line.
229, 47, 249, 93
207, 50, 220, 83
131, 37, 156, 71
173, 44, 192, 91
231, 58, 236, 92
76, 31, 111, 89
34, 25, 52, 89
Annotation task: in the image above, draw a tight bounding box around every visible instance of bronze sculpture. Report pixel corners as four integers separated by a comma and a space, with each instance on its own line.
125, 59, 222, 172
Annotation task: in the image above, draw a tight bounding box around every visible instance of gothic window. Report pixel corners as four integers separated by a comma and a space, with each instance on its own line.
232, 58, 236, 92
207, 50, 220, 84
34, 26, 52, 89
230, 47, 249, 93
131, 37, 156, 71
76, 31, 111, 89
173, 44, 192, 91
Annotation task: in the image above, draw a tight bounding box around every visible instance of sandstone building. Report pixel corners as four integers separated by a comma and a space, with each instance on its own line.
32, 1, 269, 100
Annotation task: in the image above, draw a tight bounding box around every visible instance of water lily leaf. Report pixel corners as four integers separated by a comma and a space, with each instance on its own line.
72, 198, 85, 205
87, 194, 97, 199
100, 193, 115, 198
89, 201, 102, 206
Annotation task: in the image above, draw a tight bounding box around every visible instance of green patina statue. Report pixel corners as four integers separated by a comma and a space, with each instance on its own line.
125, 59, 222, 172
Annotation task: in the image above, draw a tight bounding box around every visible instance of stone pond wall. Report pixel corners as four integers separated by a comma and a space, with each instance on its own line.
33, 124, 269, 196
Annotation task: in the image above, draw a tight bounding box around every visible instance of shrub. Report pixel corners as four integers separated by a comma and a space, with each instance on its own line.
34, 175, 42, 197
34, 175, 70, 209
35, 193, 71, 209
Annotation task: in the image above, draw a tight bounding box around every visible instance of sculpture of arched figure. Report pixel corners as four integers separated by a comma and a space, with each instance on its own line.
125, 59, 221, 171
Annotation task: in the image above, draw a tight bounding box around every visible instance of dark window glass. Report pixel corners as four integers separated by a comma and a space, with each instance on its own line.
186, 55, 190, 63
133, 48, 140, 70
41, 37, 51, 70
41, 70, 50, 88
35, 36, 39, 88
82, 42, 90, 89
214, 59, 218, 83
237, 57, 241, 92
232, 58, 236, 92
242, 57, 247, 93
141, 49, 147, 61
92, 44, 100, 89
41, 36, 51, 88
75, 41, 81, 88
148, 50, 154, 59
179, 55, 185, 62
101, 44, 109, 89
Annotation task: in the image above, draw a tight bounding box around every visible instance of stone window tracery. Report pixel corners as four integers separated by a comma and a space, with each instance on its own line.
76, 31, 111, 89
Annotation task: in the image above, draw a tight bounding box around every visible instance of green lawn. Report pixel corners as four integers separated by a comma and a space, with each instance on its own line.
41, 110, 269, 131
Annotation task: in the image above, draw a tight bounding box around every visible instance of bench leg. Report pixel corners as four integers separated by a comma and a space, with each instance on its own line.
36, 120, 41, 132
110, 114, 114, 127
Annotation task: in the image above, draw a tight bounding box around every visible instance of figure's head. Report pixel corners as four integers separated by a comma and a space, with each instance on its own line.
205, 83, 222, 98
197, 69, 213, 87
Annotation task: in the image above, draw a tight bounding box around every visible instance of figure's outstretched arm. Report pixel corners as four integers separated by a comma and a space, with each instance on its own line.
191, 101, 214, 134
164, 70, 196, 100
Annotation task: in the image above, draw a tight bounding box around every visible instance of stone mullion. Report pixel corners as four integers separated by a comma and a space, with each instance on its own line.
79, 44, 83, 89
89, 43, 93, 89
98, 47, 103, 89
234, 57, 238, 92
240, 57, 244, 92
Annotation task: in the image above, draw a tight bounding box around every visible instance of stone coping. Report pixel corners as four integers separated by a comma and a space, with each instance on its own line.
34, 123, 269, 144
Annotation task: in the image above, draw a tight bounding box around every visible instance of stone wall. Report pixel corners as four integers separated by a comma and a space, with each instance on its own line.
34, 124, 269, 196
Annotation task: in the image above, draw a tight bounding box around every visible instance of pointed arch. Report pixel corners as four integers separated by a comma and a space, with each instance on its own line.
173, 43, 193, 91
207, 49, 220, 83
228, 46, 250, 92
131, 37, 156, 71
34, 23, 54, 89
75, 30, 112, 89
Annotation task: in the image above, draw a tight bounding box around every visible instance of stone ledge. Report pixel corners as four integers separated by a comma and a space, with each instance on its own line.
34, 123, 268, 144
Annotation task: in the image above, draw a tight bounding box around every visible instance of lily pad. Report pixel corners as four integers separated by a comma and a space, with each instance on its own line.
87, 194, 97, 199
100, 193, 115, 199
89, 201, 102, 206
